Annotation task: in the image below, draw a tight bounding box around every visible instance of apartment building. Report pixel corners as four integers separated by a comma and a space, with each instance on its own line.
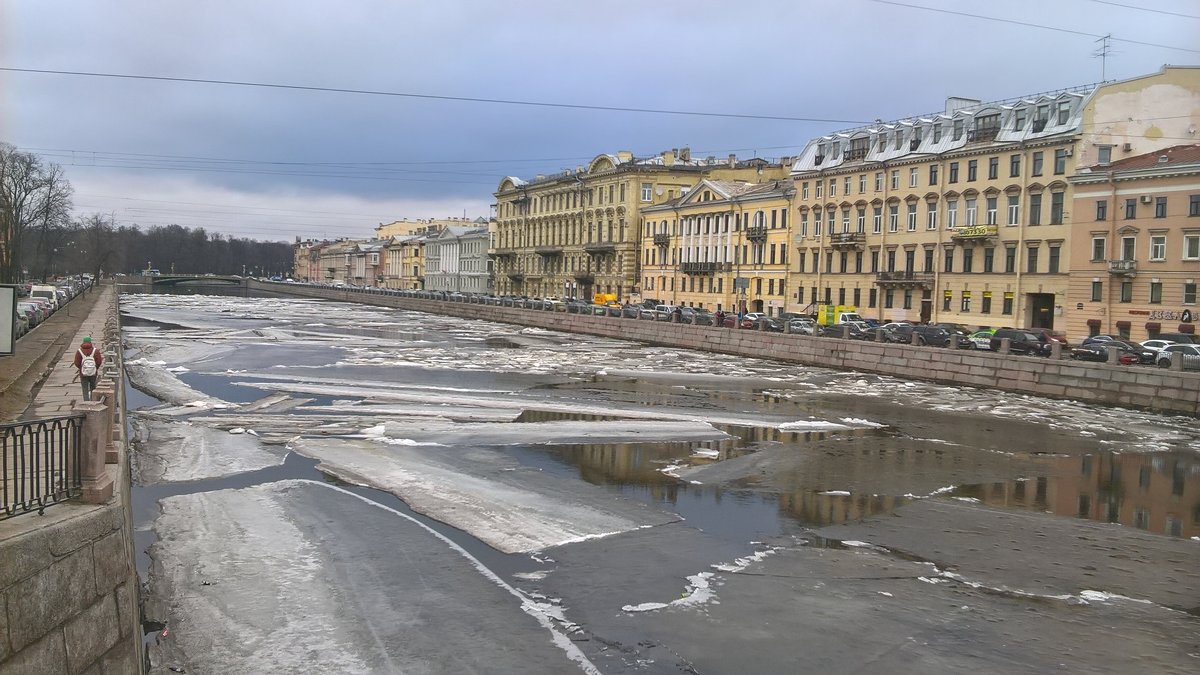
1068, 145, 1200, 341
382, 234, 426, 289
788, 65, 1200, 332
292, 238, 329, 282
640, 179, 794, 315
425, 225, 491, 294
492, 149, 788, 301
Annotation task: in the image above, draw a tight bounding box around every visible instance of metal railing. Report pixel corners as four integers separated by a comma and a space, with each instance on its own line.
2, 414, 84, 520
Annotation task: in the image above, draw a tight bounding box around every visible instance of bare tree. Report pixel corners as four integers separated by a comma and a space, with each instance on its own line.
0, 144, 73, 283
78, 212, 119, 282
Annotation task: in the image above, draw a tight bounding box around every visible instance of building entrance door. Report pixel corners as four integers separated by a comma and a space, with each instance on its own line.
920, 300, 932, 323
1028, 293, 1055, 329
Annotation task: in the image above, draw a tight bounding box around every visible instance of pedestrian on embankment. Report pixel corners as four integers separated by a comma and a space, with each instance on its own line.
73, 336, 103, 401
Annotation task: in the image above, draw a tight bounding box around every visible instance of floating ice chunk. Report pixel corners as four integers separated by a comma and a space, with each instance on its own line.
360, 424, 386, 436
229, 427, 246, 434
691, 449, 720, 459
513, 571, 551, 581
839, 417, 884, 428
952, 497, 981, 503
166, 366, 190, 373
621, 602, 669, 613
841, 540, 873, 548
778, 420, 849, 431
820, 490, 851, 496
877, 591, 893, 597
596, 370, 607, 376
928, 485, 956, 497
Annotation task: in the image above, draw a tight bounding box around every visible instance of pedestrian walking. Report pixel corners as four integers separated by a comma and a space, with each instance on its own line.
73, 336, 103, 401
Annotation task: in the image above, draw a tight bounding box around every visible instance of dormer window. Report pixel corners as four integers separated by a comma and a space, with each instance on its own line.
953, 119, 964, 141
1014, 108, 1027, 131
1056, 101, 1071, 125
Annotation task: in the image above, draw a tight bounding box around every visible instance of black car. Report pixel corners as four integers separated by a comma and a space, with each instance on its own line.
1156, 332, 1199, 345
887, 324, 971, 348
989, 328, 1053, 356
816, 323, 871, 340
1071, 340, 1152, 364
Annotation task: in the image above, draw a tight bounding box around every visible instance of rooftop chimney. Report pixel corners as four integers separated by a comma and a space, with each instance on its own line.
662, 150, 675, 167
728, 153, 737, 168
680, 147, 691, 162
1158, 155, 1169, 163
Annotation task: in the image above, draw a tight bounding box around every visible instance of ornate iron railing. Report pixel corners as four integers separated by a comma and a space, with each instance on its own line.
1, 414, 84, 520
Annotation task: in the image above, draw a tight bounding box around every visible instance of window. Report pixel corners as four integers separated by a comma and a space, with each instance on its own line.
1154, 196, 1167, 218
1095, 200, 1107, 221
799, 212, 808, 237
926, 203, 938, 230
1185, 282, 1197, 304
944, 248, 954, 273
1010, 154, 1020, 177
933, 124, 942, 143
1032, 151, 1044, 176
907, 203, 918, 231
903, 289, 913, 310
1054, 149, 1067, 175
815, 182, 823, 199
869, 288, 877, 308
829, 179, 836, 197
981, 291, 992, 313
1120, 281, 1133, 302
844, 177, 852, 195
842, 209, 851, 232
1007, 195, 1020, 225
986, 197, 998, 225
965, 198, 977, 226
924, 248, 935, 272
895, 132, 904, 150
1122, 236, 1135, 260
641, 182, 653, 202
1002, 292, 1014, 315
875, 172, 884, 192
873, 207, 882, 233
963, 248, 974, 273
1150, 235, 1166, 261
1091, 281, 1103, 301
891, 170, 900, 190
871, 251, 879, 272
855, 252, 863, 273
967, 160, 978, 182
943, 290, 952, 311
1185, 234, 1200, 260
953, 119, 964, 140
1014, 109, 1027, 131
859, 174, 867, 193
909, 168, 919, 187
949, 162, 959, 183
1191, 194, 1200, 216
983, 247, 994, 272
947, 200, 958, 229
885, 289, 895, 309
1005, 246, 1016, 273
888, 205, 899, 232
814, 210, 822, 235
887, 250, 896, 272
1057, 101, 1070, 124
1125, 198, 1136, 219
1097, 145, 1112, 165
961, 292, 971, 312
857, 207, 866, 232
1027, 246, 1039, 273
1050, 192, 1064, 224
1091, 237, 1106, 261
988, 157, 999, 180
1029, 193, 1042, 225
1150, 282, 1163, 304
802, 182, 809, 200
929, 165, 939, 185
1048, 246, 1060, 273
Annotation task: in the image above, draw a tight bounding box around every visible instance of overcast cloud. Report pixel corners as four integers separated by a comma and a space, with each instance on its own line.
1, 0, 1195, 241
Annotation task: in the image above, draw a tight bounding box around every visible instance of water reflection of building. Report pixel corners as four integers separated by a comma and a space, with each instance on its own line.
965, 451, 1199, 538
778, 491, 909, 528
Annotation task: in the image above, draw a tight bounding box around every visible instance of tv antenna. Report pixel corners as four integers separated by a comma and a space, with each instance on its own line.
1093, 34, 1113, 81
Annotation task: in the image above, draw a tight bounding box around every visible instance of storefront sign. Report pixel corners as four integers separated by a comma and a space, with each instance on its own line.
952, 225, 998, 239
1147, 309, 1193, 322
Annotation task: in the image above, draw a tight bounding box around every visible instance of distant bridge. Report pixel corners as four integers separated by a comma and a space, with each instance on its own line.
120, 275, 246, 287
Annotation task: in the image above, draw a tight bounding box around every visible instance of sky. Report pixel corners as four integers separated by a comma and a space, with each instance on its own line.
1, 0, 1197, 242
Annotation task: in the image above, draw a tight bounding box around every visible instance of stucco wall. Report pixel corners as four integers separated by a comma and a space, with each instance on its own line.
253, 282, 1200, 417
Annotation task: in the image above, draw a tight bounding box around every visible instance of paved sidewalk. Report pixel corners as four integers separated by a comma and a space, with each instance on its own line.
26, 285, 118, 418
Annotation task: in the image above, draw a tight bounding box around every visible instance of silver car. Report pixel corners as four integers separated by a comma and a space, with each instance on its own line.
1156, 343, 1200, 370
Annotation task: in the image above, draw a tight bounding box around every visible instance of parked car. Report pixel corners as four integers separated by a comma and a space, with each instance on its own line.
1156, 343, 1200, 369
878, 322, 914, 343
1140, 339, 1176, 354
1081, 335, 1120, 347
788, 318, 817, 335
1025, 327, 1070, 348
990, 328, 1053, 356
1156, 332, 1200, 345
816, 322, 873, 340
967, 329, 995, 350
1070, 340, 1153, 365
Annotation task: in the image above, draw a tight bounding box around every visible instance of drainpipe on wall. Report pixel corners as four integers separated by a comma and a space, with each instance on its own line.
1106, 170, 1118, 334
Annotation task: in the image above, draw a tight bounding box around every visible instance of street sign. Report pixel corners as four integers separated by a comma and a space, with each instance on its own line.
734, 277, 749, 291
1, 285, 16, 357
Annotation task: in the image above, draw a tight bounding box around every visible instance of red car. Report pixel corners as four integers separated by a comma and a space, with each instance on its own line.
1025, 328, 1070, 348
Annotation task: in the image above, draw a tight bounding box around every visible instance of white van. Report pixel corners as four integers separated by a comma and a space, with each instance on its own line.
30, 285, 60, 310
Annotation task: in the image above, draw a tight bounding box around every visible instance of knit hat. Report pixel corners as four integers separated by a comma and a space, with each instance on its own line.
82, 336, 92, 343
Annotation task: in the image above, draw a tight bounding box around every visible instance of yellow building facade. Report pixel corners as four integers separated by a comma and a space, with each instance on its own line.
492, 149, 788, 301
639, 179, 794, 314
382, 235, 426, 289
788, 66, 1200, 335
1067, 145, 1200, 342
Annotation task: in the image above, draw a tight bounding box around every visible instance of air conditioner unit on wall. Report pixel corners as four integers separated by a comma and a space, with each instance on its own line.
1140, 195, 1153, 204
1123, 143, 1132, 151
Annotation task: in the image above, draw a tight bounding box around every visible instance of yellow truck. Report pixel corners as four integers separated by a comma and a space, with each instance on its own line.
593, 293, 619, 307
816, 304, 864, 326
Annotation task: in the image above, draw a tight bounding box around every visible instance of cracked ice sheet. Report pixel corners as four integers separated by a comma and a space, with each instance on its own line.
147, 480, 591, 674
131, 417, 286, 484
125, 363, 230, 408
290, 437, 681, 553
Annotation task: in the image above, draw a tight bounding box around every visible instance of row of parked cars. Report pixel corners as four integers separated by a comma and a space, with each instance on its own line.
13, 278, 92, 339
274, 282, 1200, 369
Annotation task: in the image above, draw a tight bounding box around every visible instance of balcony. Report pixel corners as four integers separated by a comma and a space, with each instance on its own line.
584, 242, 616, 255
967, 126, 1000, 143
507, 272, 525, 281
745, 225, 768, 242
681, 261, 720, 275
950, 225, 999, 241
875, 271, 934, 288
1108, 259, 1137, 275
489, 249, 517, 259
535, 247, 563, 257
653, 232, 671, 247
573, 270, 594, 283
829, 232, 865, 249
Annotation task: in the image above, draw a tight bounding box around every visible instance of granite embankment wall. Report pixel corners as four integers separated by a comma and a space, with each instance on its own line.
253, 282, 1200, 417
0, 286, 142, 674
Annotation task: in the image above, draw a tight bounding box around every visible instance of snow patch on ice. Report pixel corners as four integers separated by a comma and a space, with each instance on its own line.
779, 419, 848, 431
513, 571, 552, 581
839, 417, 884, 428
820, 490, 851, 496
691, 448, 720, 459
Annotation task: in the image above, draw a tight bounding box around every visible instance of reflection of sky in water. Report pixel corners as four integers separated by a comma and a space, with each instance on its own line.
121, 292, 1200, 538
